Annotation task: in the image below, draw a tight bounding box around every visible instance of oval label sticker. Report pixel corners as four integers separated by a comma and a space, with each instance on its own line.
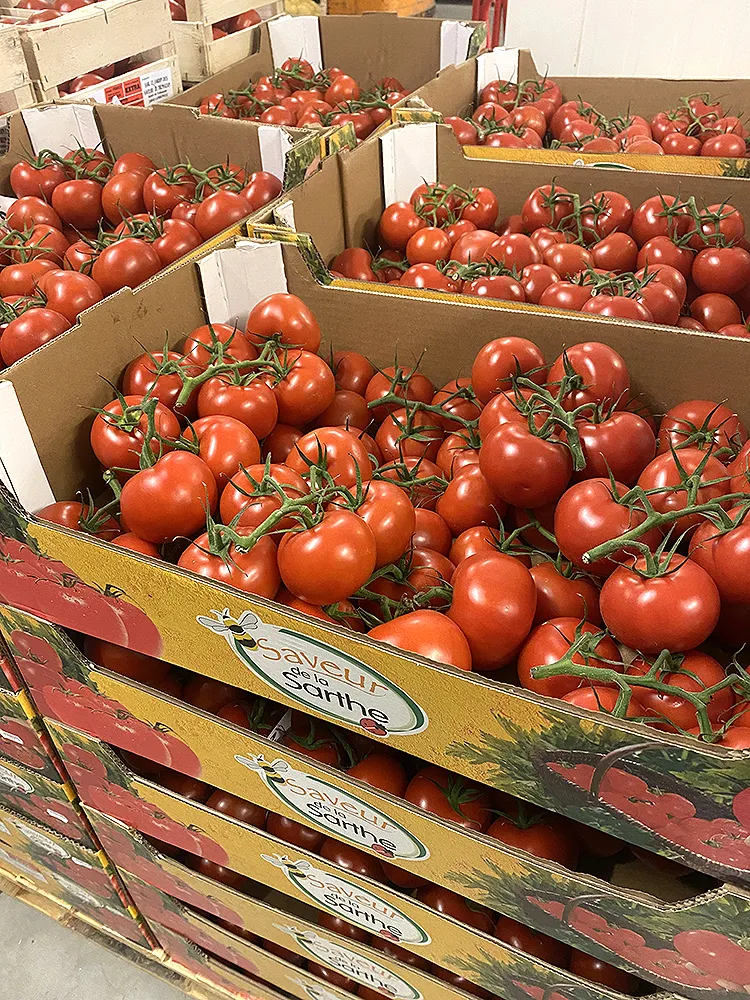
238, 755, 428, 862
15, 821, 69, 857
278, 926, 421, 999
0, 762, 33, 794
198, 608, 427, 738
261, 854, 430, 945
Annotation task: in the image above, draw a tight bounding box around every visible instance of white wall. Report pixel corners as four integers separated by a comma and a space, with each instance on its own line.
505, 0, 750, 78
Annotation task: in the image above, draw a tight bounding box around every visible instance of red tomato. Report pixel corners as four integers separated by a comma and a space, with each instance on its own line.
689, 505, 750, 604
517, 615, 621, 698
355, 479, 415, 567
320, 839, 384, 881
471, 337, 546, 404
220, 463, 307, 531
495, 916, 570, 968
51, 179, 103, 229
570, 950, 637, 992
448, 552, 536, 670
246, 293, 321, 353
690, 292, 741, 332
637, 447, 728, 534
194, 190, 251, 240
181, 415, 260, 487
90, 394, 181, 474
658, 399, 747, 460
36, 500, 119, 540
378, 202, 426, 250
332, 351, 375, 394
416, 885, 495, 933
576, 411, 657, 484
287, 426, 373, 488
522, 184, 572, 230
693, 246, 750, 295
369, 611, 472, 671
34, 269, 102, 324
119, 452, 218, 544
0, 307, 71, 365
562, 685, 645, 718
548, 342, 630, 411
627, 651, 733, 730
480, 422, 572, 508
529, 562, 601, 626
436, 464, 506, 535
10, 156, 67, 199
91, 239, 161, 296
405, 764, 490, 830
600, 555, 721, 654
487, 810, 579, 868
197, 374, 278, 437
273, 350, 336, 425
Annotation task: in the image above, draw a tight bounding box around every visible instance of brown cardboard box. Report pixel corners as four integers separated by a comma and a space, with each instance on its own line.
403, 48, 750, 176
171, 13, 486, 106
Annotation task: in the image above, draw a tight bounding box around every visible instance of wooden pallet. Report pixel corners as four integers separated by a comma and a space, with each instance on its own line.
0, 23, 34, 114
0, 868, 244, 1000
172, 2, 282, 83
18, 0, 176, 101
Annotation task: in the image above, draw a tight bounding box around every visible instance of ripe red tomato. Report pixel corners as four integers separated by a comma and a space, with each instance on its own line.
246, 293, 321, 353
91, 239, 161, 296
90, 395, 181, 474
471, 337, 546, 405
332, 350, 375, 394
404, 764, 490, 830
480, 422, 572, 508
34, 269, 103, 324
119, 452, 218, 544
658, 399, 747, 460
600, 555, 721, 654
529, 562, 602, 626
690, 292, 742, 332
206, 789, 267, 828
576, 411, 657, 484
369, 610, 472, 671
320, 839, 384, 881
517, 617, 621, 697
178, 531, 279, 599
548, 342, 629, 410
689, 506, 750, 604
637, 447, 728, 533
487, 810, 579, 868
448, 552, 536, 670
522, 184, 572, 230
628, 651, 733, 730
347, 752, 407, 797
416, 884, 495, 933
198, 374, 278, 437
495, 916, 570, 968
355, 479, 415, 567
10, 156, 67, 199
220, 462, 307, 531
378, 202, 426, 250
0, 307, 71, 365
570, 950, 637, 992
101, 171, 147, 224
36, 500, 119, 540
273, 350, 336, 425
51, 179, 103, 229
287, 426, 373, 488
194, 190, 252, 240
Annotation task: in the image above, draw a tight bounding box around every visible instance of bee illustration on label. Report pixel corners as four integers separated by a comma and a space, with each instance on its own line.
261, 854, 314, 880
237, 755, 290, 785
197, 608, 260, 650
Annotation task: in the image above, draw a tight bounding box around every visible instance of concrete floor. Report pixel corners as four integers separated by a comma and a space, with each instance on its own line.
0, 894, 188, 1000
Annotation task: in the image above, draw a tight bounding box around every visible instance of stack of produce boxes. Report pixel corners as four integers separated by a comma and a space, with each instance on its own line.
1, 32, 750, 1000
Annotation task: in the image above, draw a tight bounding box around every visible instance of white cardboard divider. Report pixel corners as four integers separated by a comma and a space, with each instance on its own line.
0, 382, 55, 514
476, 47, 519, 98
258, 124, 294, 181
21, 104, 100, 156
380, 123, 437, 207
198, 241, 288, 329
272, 199, 296, 230
439, 21, 476, 71
268, 15, 323, 73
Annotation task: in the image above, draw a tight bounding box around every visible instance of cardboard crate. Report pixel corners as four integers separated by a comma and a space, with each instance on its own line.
402, 47, 750, 176
0, 657, 65, 781
79, 787, 740, 1000
0, 801, 156, 946
1, 223, 750, 880
171, 3, 282, 85
0, 611, 734, 999
170, 13, 486, 102
0, 751, 96, 847
16, 0, 177, 102
326, 0, 433, 16
0, 23, 34, 114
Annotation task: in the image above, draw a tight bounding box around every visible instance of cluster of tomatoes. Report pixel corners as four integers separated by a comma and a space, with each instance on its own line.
333, 180, 750, 334
446, 76, 749, 157
38, 291, 750, 749
198, 57, 409, 140
89, 642, 641, 995
0, 148, 281, 368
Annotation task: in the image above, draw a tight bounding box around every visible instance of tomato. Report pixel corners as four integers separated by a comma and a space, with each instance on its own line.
548, 342, 629, 411
690, 506, 750, 604
10, 157, 67, 199
405, 227, 452, 266
101, 171, 147, 224
90, 395, 181, 474
152, 218, 202, 267
317, 912, 371, 943
448, 552, 536, 669
693, 245, 750, 295
183, 676, 237, 713
369, 611, 472, 671
34, 269, 102, 324
378, 202, 426, 250
461, 186, 499, 229
520, 263, 560, 305
517, 616, 621, 698
330, 248, 377, 282
450, 230, 501, 266
529, 562, 601, 626
51, 179, 103, 229
542, 242, 594, 279
119, 452, 218, 544
416, 885, 495, 933
601, 554, 720, 654
404, 764, 490, 830
554, 478, 663, 576
245, 293, 321, 353
471, 337, 546, 405
463, 274, 525, 301
569, 951, 637, 992
6, 196, 61, 232
494, 916, 570, 967
320, 839, 384, 881
435, 464, 505, 535
36, 501, 119, 540
180, 415, 260, 488
702, 133, 747, 157
576, 411, 656, 484
347, 753, 407, 797
658, 399, 747, 460
198, 374, 278, 437
277, 510, 376, 604
273, 350, 336, 425
409, 510, 451, 556
196, 859, 246, 890
562, 685, 645, 718
143, 169, 196, 216
538, 281, 592, 311
582, 293, 654, 324
522, 184, 572, 230
354, 479, 415, 567
160, 770, 211, 802
445, 116, 480, 144
487, 809, 578, 868
124, 351, 201, 418
480, 422, 572, 508
111, 533, 161, 558
193, 190, 251, 240
0, 308, 71, 365
312, 389, 369, 431
690, 292, 741, 332
287, 426, 373, 488
590, 232, 638, 273
637, 447, 728, 534
631, 194, 690, 247
332, 351, 375, 394
220, 463, 307, 531
91, 239, 161, 297
628, 651, 733, 730
267, 812, 324, 851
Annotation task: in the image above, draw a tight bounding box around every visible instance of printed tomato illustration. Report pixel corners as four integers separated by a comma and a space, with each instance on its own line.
674, 930, 750, 985
0, 717, 48, 771
60, 743, 107, 788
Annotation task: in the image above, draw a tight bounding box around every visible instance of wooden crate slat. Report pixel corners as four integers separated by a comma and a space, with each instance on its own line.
174, 5, 280, 82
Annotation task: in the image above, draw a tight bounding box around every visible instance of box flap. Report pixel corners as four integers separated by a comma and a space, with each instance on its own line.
198, 241, 288, 327
0, 382, 54, 513
380, 123, 437, 206
268, 15, 322, 72
439, 20, 477, 70
21, 105, 100, 156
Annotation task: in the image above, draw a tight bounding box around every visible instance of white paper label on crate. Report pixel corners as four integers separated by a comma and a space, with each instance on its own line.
380, 124, 437, 207
439, 20, 477, 69
261, 854, 430, 944
279, 928, 421, 999
84, 68, 176, 108
21, 105, 100, 157
0, 763, 32, 794
258, 125, 293, 181
0, 382, 55, 515
199, 242, 288, 329
476, 47, 519, 99
236, 754, 429, 861
268, 15, 323, 73
197, 608, 428, 738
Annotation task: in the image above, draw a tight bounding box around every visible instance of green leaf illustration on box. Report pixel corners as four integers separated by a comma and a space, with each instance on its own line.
449, 950, 607, 1000
720, 159, 750, 178
447, 860, 750, 998
284, 134, 324, 190
447, 712, 750, 884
